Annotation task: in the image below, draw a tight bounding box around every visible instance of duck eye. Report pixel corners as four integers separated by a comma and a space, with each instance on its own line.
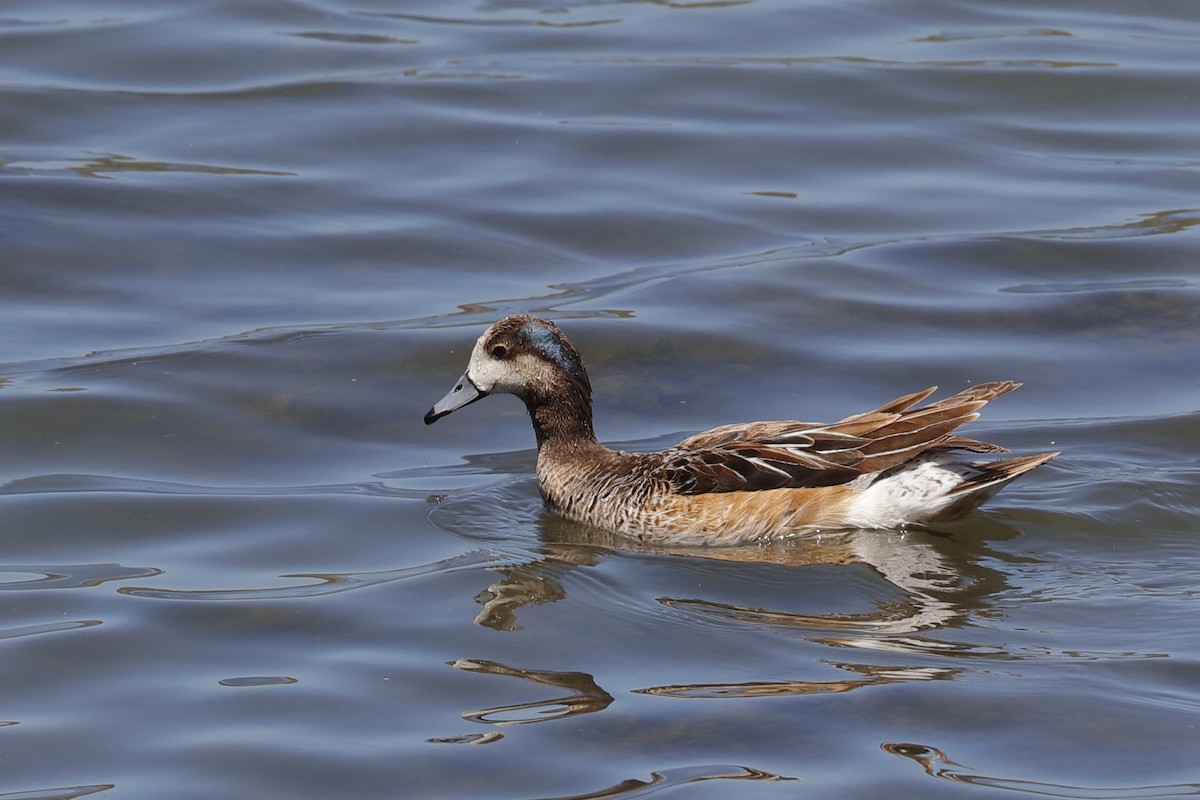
490, 344, 508, 359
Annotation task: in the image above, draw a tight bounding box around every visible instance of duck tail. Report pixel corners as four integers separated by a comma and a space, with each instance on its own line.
926, 451, 1060, 522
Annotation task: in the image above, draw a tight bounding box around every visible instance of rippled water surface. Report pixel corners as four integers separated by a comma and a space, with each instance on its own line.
3, 0, 1199, 797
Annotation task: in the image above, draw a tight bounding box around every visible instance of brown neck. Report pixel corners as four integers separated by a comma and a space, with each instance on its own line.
524, 384, 598, 451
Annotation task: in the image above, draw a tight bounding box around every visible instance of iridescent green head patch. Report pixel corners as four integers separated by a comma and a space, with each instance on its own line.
519, 319, 581, 376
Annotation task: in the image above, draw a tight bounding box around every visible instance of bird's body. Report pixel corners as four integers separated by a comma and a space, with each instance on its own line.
425, 315, 1056, 545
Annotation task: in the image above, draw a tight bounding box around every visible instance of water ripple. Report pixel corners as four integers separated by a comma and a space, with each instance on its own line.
0, 473, 429, 501
355, 11, 621, 29
0, 563, 160, 590
1002, 278, 1195, 295
218, 676, 299, 687
117, 547, 524, 601
286, 31, 418, 46
0, 152, 294, 180
2, 202, 1190, 387
0, 785, 117, 800
524, 765, 798, 800
0, 619, 101, 641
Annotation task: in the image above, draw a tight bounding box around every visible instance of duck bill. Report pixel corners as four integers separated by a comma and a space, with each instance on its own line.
424, 373, 485, 424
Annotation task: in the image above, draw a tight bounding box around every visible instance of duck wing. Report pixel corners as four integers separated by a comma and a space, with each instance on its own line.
658, 382, 1021, 495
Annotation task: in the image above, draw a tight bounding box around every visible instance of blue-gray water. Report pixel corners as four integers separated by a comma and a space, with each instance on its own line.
3, 1, 1198, 798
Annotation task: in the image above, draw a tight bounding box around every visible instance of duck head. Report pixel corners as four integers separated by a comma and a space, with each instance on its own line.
424, 315, 594, 441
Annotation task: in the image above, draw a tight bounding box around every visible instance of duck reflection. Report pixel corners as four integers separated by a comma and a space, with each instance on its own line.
428, 657, 612, 745
883, 742, 1200, 797
474, 513, 1013, 647
637, 662, 956, 699
511, 765, 798, 799
432, 474, 1024, 742
642, 524, 1021, 664
473, 555, 570, 632
451, 658, 613, 725
458, 515, 1018, 710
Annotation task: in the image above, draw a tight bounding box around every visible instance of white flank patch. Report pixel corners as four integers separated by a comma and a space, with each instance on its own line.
846, 456, 976, 528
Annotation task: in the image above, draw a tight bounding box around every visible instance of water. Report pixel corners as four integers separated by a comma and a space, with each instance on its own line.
2, 0, 1199, 797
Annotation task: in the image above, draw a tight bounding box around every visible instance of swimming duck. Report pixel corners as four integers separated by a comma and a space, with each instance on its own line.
424, 314, 1057, 545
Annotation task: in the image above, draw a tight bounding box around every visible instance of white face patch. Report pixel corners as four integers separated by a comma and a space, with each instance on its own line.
462, 317, 574, 399
465, 338, 559, 397
465, 336, 501, 393
464, 335, 534, 395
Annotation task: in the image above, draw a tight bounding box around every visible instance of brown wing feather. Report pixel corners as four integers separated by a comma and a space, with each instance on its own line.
676, 420, 821, 450
841, 385, 939, 419
939, 435, 1009, 454
659, 445, 861, 494
659, 382, 1023, 496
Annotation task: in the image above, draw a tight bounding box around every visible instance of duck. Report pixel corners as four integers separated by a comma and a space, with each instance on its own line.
424, 314, 1058, 545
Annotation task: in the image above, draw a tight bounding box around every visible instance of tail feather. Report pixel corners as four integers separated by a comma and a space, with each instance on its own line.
927, 451, 1060, 522
949, 451, 1060, 495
